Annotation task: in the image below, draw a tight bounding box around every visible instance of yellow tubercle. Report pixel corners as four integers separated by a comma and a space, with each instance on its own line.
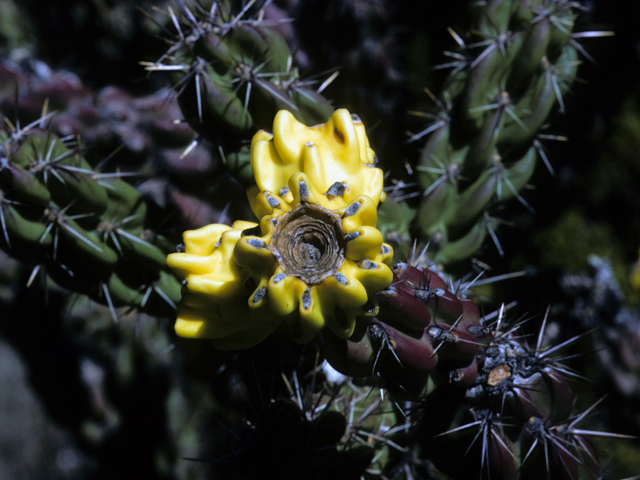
340, 258, 394, 301
250, 109, 384, 213
166, 220, 280, 348
167, 220, 253, 298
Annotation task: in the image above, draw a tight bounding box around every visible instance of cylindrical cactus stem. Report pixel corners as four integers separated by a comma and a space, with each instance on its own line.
321, 263, 492, 399
468, 329, 576, 425
146, 0, 335, 185
415, 0, 583, 265
519, 415, 601, 480
382, 262, 464, 324
418, 311, 611, 480
0, 123, 181, 318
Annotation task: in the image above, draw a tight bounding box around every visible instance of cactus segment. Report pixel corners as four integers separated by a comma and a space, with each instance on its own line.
146, 0, 335, 185
322, 263, 492, 399
415, 0, 582, 264
414, 310, 611, 480
0, 122, 181, 317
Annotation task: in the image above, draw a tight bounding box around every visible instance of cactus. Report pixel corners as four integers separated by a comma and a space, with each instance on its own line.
0, 0, 637, 479
0, 122, 181, 317
415, 309, 615, 480
322, 262, 493, 401
165, 100, 628, 479
412, 0, 582, 265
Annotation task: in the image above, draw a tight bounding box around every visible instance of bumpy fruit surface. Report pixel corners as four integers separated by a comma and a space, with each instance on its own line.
167, 109, 394, 347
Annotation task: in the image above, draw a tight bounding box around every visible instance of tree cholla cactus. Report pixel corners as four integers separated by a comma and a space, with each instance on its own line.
0, 0, 634, 478
414, 0, 582, 265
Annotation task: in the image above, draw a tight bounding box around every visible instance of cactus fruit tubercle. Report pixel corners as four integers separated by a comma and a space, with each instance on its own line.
167, 109, 394, 349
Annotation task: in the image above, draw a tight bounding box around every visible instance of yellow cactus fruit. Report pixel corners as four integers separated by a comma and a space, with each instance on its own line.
249, 109, 386, 217
167, 109, 394, 349
166, 220, 281, 349
234, 193, 394, 343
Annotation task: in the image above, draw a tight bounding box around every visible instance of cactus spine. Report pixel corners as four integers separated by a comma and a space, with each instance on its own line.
0, 123, 180, 317
414, 0, 580, 265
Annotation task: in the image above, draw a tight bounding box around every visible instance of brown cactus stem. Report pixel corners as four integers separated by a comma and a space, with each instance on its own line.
521, 367, 575, 425
443, 355, 479, 388
418, 390, 487, 477
420, 287, 464, 324
375, 285, 432, 331
380, 363, 431, 401
425, 297, 491, 362
496, 381, 540, 424
368, 320, 438, 373
443, 407, 523, 480
323, 262, 491, 401
520, 416, 585, 480
390, 263, 464, 323
320, 319, 376, 377
427, 323, 482, 360
489, 363, 575, 425
483, 422, 521, 480
459, 297, 483, 328
574, 433, 601, 479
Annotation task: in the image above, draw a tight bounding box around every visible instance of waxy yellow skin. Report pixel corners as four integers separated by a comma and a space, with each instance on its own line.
166, 221, 282, 349
167, 109, 393, 348
249, 109, 386, 214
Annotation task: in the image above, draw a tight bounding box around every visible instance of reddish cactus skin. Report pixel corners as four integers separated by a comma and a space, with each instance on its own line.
322, 264, 492, 399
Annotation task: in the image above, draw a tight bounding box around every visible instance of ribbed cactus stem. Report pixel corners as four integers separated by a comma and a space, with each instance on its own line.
145, 0, 335, 184
0, 122, 181, 317
415, 0, 581, 265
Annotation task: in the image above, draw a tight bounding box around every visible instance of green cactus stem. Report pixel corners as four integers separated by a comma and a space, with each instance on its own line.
0, 121, 181, 318
413, 0, 582, 265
